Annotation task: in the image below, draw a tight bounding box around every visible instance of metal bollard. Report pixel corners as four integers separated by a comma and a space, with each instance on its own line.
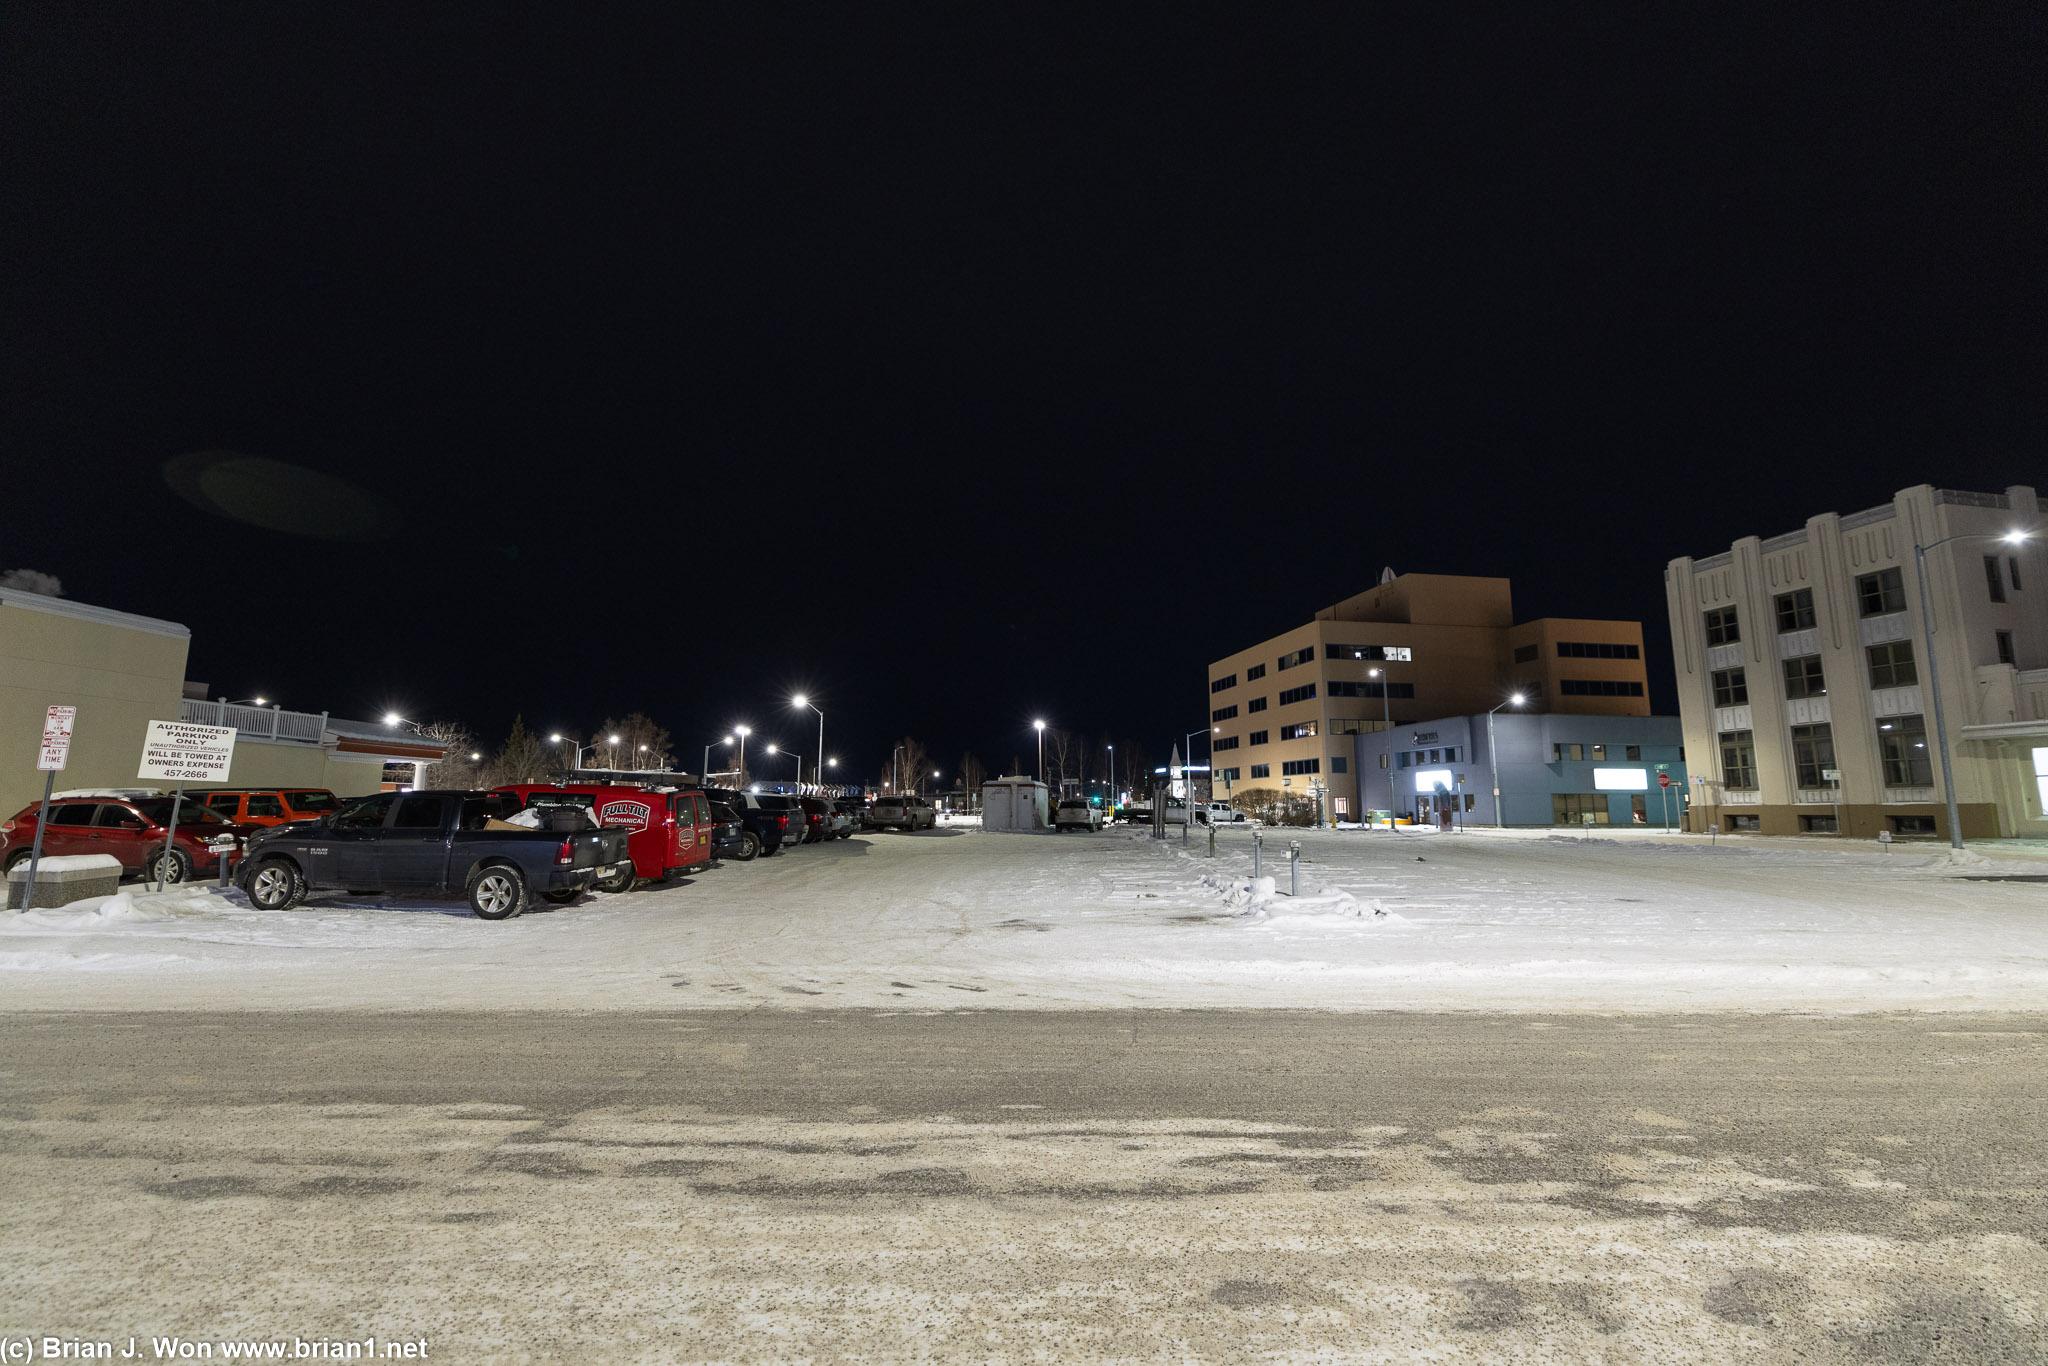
1252, 830, 1262, 879
1288, 840, 1300, 896
1207, 820, 1216, 857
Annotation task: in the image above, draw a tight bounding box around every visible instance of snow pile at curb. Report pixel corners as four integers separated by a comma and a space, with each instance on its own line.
8, 886, 230, 930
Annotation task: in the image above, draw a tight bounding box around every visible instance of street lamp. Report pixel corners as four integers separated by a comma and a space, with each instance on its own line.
1033, 720, 1046, 783
793, 695, 824, 785
702, 734, 738, 787
1485, 693, 1527, 829
1914, 528, 2033, 850
1367, 667, 1397, 826
767, 744, 802, 785
549, 734, 598, 768
1106, 744, 1115, 803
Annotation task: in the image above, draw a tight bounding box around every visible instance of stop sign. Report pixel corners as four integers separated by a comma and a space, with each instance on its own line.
1658, 773, 1672, 788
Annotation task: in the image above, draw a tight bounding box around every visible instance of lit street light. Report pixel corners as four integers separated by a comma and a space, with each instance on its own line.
1367, 666, 1397, 826
793, 695, 824, 785
1914, 527, 2033, 850
1485, 693, 1527, 829
1033, 719, 1046, 783
549, 734, 597, 768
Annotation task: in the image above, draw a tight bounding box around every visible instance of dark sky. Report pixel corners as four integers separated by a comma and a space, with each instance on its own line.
6, 5, 2045, 780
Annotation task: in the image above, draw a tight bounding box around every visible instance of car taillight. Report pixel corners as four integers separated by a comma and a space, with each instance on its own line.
556, 839, 575, 865
776, 815, 789, 829
0, 819, 13, 833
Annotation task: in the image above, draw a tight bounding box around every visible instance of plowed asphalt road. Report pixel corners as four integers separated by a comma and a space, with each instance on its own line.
3, 1010, 2044, 1363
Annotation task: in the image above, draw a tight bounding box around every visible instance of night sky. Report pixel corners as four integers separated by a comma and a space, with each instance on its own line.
6, 5, 2045, 780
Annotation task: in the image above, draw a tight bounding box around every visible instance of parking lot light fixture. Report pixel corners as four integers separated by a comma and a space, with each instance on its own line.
1034, 720, 1046, 783
1486, 692, 1527, 830
1914, 526, 2036, 849
384, 713, 403, 726
793, 696, 824, 783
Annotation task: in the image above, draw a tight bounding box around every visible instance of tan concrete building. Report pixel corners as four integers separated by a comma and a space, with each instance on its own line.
2, 586, 191, 818
2, 585, 442, 817
1665, 483, 2047, 839
1206, 574, 1651, 818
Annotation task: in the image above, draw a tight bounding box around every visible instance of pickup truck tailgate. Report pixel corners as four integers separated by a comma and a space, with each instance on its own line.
567, 829, 632, 869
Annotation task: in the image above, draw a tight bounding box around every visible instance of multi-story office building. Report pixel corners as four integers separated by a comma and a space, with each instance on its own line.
1205, 574, 1651, 818
1665, 484, 2047, 838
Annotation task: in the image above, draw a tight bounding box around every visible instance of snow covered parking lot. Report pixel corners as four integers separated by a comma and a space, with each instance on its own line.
4, 824, 2047, 1012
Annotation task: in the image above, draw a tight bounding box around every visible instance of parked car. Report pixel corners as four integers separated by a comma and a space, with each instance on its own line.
829, 798, 862, 838
1055, 797, 1104, 832
1196, 801, 1253, 826
798, 795, 853, 843
2, 794, 259, 884
190, 788, 342, 827
494, 783, 719, 890
704, 801, 749, 860
236, 789, 631, 919
871, 794, 937, 831
704, 788, 801, 859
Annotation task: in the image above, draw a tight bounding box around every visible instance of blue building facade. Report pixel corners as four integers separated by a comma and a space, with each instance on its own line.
1351, 713, 1691, 827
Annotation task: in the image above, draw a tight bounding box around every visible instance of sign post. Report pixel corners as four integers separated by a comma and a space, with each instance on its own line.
17, 706, 76, 913
136, 720, 235, 889
1656, 765, 1672, 832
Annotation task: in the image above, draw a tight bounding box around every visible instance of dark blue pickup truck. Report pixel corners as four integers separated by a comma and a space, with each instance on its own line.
236, 790, 632, 919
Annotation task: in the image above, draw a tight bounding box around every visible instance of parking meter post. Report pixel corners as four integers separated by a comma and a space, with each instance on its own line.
1252, 830, 1262, 879
1207, 819, 1216, 857
1288, 840, 1300, 896
17, 769, 55, 913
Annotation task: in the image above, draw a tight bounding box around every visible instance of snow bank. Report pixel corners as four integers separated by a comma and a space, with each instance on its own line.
11, 885, 227, 929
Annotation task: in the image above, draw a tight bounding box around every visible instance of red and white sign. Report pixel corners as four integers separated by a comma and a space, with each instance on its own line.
597, 799, 653, 831
1658, 773, 1672, 788
38, 705, 76, 771
137, 719, 236, 783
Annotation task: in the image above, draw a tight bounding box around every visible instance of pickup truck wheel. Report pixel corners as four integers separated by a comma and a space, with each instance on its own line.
467, 865, 526, 920
596, 864, 635, 894
246, 858, 304, 911
734, 831, 761, 862
145, 848, 193, 885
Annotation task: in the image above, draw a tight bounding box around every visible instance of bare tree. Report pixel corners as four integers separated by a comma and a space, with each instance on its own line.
958, 752, 986, 809
898, 736, 931, 794
417, 720, 482, 789
1045, 728, 1077, 792
591, 712, 673, 772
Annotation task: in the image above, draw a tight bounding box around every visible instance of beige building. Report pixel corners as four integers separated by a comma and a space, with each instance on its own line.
2, 586, 192, 818
1206, 574, 1651, 818
2, 585, 442, 817
1664, 483, 2047, 839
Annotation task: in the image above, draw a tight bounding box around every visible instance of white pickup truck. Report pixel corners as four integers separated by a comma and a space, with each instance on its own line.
1197, 801, 1254, 825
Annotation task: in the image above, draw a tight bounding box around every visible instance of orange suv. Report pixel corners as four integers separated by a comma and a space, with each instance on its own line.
192, 789, 342, 826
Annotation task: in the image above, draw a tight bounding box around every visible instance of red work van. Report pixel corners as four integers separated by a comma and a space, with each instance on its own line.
492, 784, 718, 890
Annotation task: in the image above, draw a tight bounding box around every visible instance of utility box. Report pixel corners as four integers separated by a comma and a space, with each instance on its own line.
981, 776, 1049, 833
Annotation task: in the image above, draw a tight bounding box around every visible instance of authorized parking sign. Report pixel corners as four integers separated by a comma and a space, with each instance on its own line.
137, 719, 236, 784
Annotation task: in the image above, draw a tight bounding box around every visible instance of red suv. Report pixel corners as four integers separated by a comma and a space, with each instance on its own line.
2, 795, 260, 883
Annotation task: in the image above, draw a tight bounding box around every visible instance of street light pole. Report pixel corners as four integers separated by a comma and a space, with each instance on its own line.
793, 696, 824, 784
1486, 693, 1527, 829
1033, 720, 1046, 784
1368, 666, 1396, 827
1913, 528, 2032, 850
1106, 744, 1115, 803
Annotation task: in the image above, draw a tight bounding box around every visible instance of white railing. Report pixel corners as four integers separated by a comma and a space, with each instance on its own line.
181, 697, 328, 744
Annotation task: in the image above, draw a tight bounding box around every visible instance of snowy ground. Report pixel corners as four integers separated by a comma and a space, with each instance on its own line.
4, 824, 2047, 1012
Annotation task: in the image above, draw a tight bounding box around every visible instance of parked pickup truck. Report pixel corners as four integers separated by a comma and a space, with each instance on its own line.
236, 790, 632, 919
